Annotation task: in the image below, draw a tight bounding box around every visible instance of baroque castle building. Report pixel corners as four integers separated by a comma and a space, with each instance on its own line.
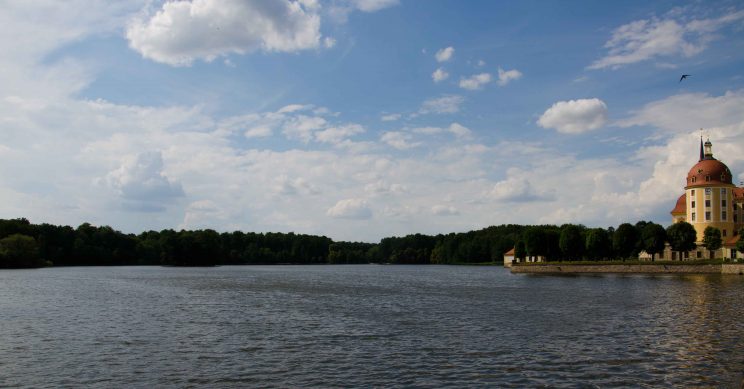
668, 137, 744, 259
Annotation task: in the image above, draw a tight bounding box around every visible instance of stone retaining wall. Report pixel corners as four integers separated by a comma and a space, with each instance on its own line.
721, 264, 744, 275
511, 264, 727, 274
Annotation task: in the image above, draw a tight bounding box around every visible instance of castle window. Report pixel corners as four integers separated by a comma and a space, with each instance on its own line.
706, 175, 710, 182
722, 211, 727, 220
721, 188, 726, 196
723, 229, 727, 237
691, 212, 696, 221
692, 177, 696, 183
691, 189, 695, 196
705, 211, 711, 221
721, 173, 726, 180
705, 199, 711, 207
722, 199, 727, 207
705, 188, 711, 195
691, 200, 696, 208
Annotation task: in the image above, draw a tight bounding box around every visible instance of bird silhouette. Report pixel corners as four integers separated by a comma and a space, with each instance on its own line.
679, 74, 691, 82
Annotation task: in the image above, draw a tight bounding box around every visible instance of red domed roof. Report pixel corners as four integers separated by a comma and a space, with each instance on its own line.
670, 193, 686, 215
685, 158, 733, 188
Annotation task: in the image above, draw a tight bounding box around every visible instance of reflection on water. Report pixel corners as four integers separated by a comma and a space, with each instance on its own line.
1, 266, 743, 387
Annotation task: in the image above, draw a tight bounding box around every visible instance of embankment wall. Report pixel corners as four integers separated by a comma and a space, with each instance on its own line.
510, 264, 744, 274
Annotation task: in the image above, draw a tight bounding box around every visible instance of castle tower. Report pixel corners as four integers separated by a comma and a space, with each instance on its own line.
683, 137, 736, 242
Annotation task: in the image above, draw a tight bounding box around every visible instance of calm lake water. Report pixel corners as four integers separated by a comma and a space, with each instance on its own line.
1, 265, 743, 388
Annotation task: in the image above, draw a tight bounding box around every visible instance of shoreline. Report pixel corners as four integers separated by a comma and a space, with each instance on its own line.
511, 263, 744, 275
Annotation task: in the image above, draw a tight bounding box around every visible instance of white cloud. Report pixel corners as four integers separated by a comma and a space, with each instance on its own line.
282, 115, 328, 142
497, 67, 522, 86
327, 0, 399, 23
489, 176, 554, 203
448, 123, 472, 138
105, 151, 185, 212
537, 98, 608, 134
588, 10, 744, 70
435, 46, 454, 62
315, 124, 364, 145
419, 95, 464, 114
432, 68, 449, 82
245, 126, 273, 138
459, 73, 492, 90
618, 90, 744, 132
126, 0, 324, 66
381, 131, 419, 150
327, 198, 372, 219
323, 37, 337, 48
381, 113, 401, 121
477, 60, 486, 67
351, 0, 399, 12
411, 123, 471, 138
432, 205, 459, 216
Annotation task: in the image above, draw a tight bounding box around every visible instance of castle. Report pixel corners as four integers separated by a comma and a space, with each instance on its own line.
665, 137, 744, 260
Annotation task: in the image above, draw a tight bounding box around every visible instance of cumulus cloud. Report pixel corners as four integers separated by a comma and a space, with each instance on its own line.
432, 68, 449, 83
315, 124, 365, 145
618, 90, 744, 132
435, 46, 454, 62
418, 95, 464, 114
327, 198, 372, 219
381, 131, 419, 150
537, 98, 608, 134
489, 176, 554, 203
105, 151, 184, 212
126, 0, 324, 66
588, 10, 744, 69
459, 73, 492, 90
497, 67, 522, 86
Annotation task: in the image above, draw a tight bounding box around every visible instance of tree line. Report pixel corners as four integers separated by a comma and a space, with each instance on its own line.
1, 218, 742, 268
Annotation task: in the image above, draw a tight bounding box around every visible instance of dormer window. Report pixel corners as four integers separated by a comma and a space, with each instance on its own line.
691, 177, 696, 183
705, 175, 710, 182
721, 173, 726, 180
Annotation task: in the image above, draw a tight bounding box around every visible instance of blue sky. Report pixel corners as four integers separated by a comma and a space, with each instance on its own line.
2, 0, 744, 241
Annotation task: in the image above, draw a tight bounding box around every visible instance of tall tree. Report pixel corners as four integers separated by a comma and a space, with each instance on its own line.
585, 228, 610, 260
0, 234, 42, 268
559, 225, 584, 261
736, 229, 744, 260
666, 222, 697, 260
613, 223, 639, 260
514, 240, 526, 262
641, 222, 666, 261
702, 226, 722, 259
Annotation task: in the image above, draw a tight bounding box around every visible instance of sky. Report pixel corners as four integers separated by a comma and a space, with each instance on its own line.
2, 0, 744, 242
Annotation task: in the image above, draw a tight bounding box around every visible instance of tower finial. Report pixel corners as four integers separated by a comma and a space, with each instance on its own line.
699, 129, 704, 161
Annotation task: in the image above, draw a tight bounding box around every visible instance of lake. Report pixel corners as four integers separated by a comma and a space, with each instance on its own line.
1, 265, 743, 387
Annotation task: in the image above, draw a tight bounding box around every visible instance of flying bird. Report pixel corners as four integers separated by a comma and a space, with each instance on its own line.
679, 74, 691, 82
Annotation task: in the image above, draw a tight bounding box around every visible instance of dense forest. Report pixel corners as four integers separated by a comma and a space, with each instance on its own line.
0, 218, 741, 268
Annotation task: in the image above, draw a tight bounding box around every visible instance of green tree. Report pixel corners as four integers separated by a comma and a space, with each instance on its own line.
641, 222, 666, 261
585, 228, 610, 260
559, 225, 584, 261
613, 223, 639, 260
702, 226, 722, 259
514, 240, 526, 263
736, 229, 744, 260
666, 222, 697, 260
0, 234, 43, 268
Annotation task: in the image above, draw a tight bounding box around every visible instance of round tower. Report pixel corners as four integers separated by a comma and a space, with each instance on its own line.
684, 137, 735, 242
